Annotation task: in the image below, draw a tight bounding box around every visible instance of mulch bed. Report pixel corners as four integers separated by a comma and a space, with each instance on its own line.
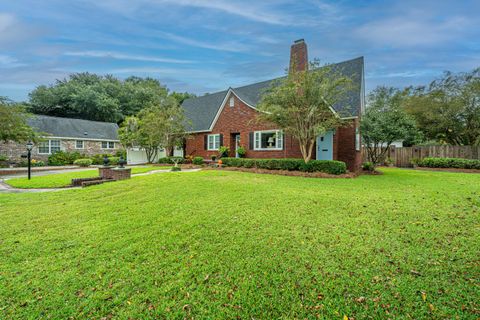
206, 166, 358, 178
414, 167, 480, 174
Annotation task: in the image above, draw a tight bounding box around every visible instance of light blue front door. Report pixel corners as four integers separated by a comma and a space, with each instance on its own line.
316, 131, 333, 160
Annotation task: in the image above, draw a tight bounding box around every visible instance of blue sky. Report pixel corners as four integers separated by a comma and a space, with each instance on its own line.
1, 0, 479, 101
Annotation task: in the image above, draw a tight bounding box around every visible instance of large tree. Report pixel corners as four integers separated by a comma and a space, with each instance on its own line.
119, 97, 188, 163
403, 68, 480, 145
28, 73, 173, 123
256, 60, 352, 163
0, 97, 37, 143
361, 87, 420, 167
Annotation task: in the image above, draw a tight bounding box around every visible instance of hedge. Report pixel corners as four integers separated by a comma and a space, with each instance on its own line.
73, 158, 93, 167
48, 151, 82, 165
221, 158, 347, 175
418, 157, 480, 170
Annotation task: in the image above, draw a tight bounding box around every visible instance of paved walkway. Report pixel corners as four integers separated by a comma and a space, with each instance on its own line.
0, 168, 201, 194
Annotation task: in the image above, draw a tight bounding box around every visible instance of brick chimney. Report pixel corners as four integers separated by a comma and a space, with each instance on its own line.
289, 39, 308, 73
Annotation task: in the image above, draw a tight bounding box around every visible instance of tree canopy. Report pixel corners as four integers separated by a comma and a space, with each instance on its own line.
0, 97, 37, 143
361, 87, 420, 167
402, 68, 480, 146
257, 60, 352, 163
28, 73, 193, 123
119, 97, 188, 163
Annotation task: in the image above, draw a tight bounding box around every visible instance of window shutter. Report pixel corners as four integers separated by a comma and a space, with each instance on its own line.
219, 134, 224, 147
249, 132, 254, 150
204, 135, 208, 150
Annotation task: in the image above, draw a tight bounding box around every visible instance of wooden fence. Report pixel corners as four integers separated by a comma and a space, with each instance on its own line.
362, 145, 480, 167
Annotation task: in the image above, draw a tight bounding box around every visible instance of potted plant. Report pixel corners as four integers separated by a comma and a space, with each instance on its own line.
236, 146, 246, 158
218, 146, 230, 158
211, 155, 217, 162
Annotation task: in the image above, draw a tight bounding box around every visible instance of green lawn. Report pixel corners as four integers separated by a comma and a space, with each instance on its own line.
0, 168, 478, 319
4, 166, 172, 189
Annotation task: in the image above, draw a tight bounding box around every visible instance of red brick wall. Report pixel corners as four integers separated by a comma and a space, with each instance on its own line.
334, 118, 362, 172
185, 93, 362, 171
185, 93, 304, 159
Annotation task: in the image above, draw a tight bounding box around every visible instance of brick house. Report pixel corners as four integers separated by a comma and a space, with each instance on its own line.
0, 115, 121, 163
182, 39, 365, 171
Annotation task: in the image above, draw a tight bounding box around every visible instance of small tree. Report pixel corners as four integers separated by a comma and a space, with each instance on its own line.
257, 60, 352, 163
0, 97, 37, 143
119, 97, 188, 163
361, 87, 420, 167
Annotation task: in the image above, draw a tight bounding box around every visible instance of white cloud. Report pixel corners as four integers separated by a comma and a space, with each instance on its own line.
64, 50, 194, 64
356, 14, 474, 47
0, 54, 26, 68
155, 31, 251, 52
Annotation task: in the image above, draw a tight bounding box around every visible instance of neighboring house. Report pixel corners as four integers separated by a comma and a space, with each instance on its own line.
0, 115, 120, 162
182, 39, 365, 171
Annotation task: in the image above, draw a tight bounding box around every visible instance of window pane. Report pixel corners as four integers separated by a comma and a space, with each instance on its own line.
261, 132, 276, 149
254, 132, 260, 149
214, 135, 220, 149
50, 140, 61, 153
76, 140, 84, 148
102, 141, 108, 148
109, 142, 115, 148
38, 141, 49, 153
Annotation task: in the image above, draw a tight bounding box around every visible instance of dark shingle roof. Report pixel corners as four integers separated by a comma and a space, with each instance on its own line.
28, 115, 119, 140
182, 56, 364, 131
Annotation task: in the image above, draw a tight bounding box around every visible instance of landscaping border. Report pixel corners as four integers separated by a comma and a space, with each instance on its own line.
207, 166, 358, 178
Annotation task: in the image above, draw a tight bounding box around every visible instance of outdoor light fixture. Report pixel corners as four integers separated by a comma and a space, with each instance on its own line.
26, 141, 33, 180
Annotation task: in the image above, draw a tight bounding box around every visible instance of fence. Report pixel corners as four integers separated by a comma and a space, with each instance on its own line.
362, 145, 480, 167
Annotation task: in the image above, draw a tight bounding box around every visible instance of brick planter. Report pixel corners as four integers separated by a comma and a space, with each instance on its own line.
110, 168, 131, 180
98, 166, 114, 179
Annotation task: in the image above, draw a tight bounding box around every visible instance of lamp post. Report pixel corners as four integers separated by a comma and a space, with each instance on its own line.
26, 141, 33, 180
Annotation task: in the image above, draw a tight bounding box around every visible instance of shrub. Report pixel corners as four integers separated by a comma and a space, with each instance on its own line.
48, 151, 82, 165
218, 146, 230, 158
236, 146, 246, 158
299, 160, 347, 175
362, 162, 375, 172
192, 156, 204, 165
221, 158, 347, 175
73, 158, 93, 167
18, 159, 45, 167
0, 155, 7, 161
158, 156, 185, 164
91, 153, 113, 165
115, 149, 127, 160
108, 156, 120, 165
418, 157, 480, 170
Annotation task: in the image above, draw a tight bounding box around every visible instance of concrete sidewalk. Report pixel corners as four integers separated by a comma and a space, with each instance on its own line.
0, 168, 201, 193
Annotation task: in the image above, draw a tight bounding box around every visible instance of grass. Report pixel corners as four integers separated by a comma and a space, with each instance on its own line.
3, 166, 172, 189
0, 168, 478, 319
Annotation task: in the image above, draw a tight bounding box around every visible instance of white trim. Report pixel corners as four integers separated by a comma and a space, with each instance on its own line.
207, 134, 220, 151
39, 135, 120, 142
37, 139, 61, 155
253, 129, 283, 151
75, 140, 84, 149
101, 141, 116, 149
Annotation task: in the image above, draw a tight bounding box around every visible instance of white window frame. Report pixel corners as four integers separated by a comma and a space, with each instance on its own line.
254, 130, 283, 151
75, 140, 84, 149
229, 96, 234, 107
207, 134, 220, 151
101, 141, 115, 149
38, 140, 61, 154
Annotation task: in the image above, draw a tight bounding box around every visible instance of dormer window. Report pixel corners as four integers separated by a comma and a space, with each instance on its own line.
229, 96, 234, 107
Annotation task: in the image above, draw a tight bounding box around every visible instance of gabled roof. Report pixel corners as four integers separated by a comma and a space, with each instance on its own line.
28, 115, 119, 141
182, 56, 364, 132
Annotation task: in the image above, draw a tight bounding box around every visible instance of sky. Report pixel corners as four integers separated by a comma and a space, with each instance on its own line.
1, 0, 479, 101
